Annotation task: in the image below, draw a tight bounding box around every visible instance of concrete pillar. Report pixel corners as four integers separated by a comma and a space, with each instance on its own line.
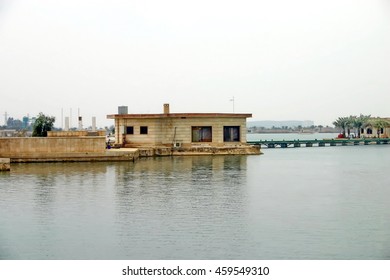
0, 158, 10, 171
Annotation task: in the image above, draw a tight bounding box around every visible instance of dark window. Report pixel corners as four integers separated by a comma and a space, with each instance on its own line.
367, 128, 373, 135
126, 126, 134, 134
224, 126, 240, 142
140, 126, 148, 134
192, 126, 212, 142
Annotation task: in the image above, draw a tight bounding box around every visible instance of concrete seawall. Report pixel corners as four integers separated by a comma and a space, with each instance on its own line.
0, 158, 10, 171
0, 137, 260, 163
0, 137, 139, 163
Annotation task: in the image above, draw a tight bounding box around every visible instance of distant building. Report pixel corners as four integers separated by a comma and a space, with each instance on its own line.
107, 104, 255, 150
361, 117, 390, 138
0, 130, 17, 137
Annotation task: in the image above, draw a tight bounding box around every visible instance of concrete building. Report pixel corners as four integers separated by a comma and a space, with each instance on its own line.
107, 104, 260, 154
360, 117, 390, 138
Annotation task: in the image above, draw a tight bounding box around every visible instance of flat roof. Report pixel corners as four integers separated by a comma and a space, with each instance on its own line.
107, 113, 252, 119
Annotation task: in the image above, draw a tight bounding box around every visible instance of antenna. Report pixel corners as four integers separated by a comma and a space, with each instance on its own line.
230, 96, 235, 113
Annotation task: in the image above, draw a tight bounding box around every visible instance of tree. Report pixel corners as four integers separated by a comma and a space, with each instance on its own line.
32, 113, 55, 137
371, 119, 390, 138
333, 117, 349, 137
346, 115, 356, 137
352, 114, 371, 138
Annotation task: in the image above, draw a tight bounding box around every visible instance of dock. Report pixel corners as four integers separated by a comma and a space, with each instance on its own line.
247, 138, 390, 148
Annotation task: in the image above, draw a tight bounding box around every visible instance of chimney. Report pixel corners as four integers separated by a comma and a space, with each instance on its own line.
163, 103, 170, 114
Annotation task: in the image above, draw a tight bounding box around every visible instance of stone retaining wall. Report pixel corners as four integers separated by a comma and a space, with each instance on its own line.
0, 158, 10, 171
0, 137, 108, 162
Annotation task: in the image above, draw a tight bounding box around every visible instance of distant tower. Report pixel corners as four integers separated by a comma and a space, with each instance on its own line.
64, 117, 70, 131
78, 116, 83, 130
4, 112, 8, 126
78, 108, 82, 130
22, 116, 29, 128
92, 117, 96, 131
70, 108, 72, 129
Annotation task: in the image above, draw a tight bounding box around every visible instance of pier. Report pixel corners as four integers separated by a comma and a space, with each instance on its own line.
247, 138, 390, 148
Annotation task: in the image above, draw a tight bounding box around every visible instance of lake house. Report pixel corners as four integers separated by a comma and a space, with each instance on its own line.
107, 104, 260, 155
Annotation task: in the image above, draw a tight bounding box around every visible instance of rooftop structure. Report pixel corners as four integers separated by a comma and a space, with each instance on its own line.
107, 104, 260, 155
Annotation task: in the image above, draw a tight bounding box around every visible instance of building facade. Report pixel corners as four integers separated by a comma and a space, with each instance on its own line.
360, 117, 390, 138
107, 104, 253, 148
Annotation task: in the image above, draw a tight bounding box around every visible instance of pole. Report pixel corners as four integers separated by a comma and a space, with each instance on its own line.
230, 96, 235, 113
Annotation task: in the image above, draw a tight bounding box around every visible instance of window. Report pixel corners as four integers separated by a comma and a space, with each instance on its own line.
140, 126, 148, 134
192, 126, 212, 142
224, 126, 240, 142
126, 126, 134, 134
367, 128, 373, 135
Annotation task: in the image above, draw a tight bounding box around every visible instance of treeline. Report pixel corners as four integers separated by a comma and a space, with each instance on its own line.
333, 114, 389, 138
249, 125, 337, 133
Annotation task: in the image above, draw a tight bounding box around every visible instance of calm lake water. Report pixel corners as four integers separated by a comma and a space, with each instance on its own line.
1, 133, 390, 260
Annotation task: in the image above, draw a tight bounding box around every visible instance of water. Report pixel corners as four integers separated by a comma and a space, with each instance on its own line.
1, 137, 390, 260
247, 132, 339, 141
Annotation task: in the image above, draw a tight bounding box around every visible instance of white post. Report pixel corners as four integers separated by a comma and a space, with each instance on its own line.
64, 117, 69, 131
92, 117, 96, 131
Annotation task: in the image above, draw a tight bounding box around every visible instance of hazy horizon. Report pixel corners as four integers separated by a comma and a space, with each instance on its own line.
1, 0, 390, 128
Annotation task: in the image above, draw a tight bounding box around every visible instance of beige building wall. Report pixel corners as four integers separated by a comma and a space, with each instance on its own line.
116, 116, 248, 147
361, 127, 390, 138
48, 131, 106, 137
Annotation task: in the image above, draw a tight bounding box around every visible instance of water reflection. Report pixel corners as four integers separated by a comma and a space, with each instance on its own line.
113, 156, 249, 259
2, 148, 390, 259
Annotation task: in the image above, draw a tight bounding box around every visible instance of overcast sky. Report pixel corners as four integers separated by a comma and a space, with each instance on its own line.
1, 0, 389, 128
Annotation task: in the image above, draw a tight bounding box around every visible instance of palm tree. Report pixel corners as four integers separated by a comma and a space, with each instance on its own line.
346, 115, 357, 137
371, 119, 390, 138
333, 117, 349, 137
353, 114, 371, 138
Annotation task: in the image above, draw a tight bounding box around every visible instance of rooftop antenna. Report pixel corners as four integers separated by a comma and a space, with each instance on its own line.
230, 96, 235, 113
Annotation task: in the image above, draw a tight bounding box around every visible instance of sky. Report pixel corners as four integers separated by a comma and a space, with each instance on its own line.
1, 0, 390, 128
